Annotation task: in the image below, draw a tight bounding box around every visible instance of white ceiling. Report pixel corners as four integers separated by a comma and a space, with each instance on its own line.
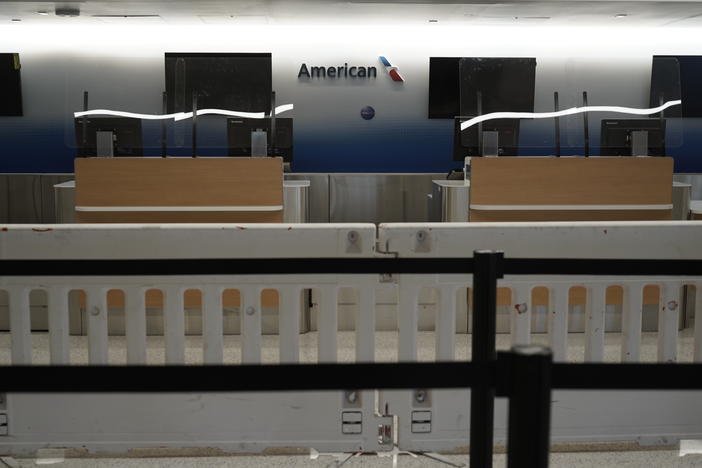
1, 1, 702, 27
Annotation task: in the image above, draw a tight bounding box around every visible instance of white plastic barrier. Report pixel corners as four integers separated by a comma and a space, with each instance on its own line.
378, 221, 702, 451
379, 221, 702, 364
1, 222, 702, 455
0, 224, 378, 366
0, 224, 398, 455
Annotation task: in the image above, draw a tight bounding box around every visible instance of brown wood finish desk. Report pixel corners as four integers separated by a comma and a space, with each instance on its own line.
74, 157, 285, 309
74, 157, 284, 223
469, 156, 674, 222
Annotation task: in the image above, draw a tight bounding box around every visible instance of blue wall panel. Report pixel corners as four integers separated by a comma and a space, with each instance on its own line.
2, 116, 702, 173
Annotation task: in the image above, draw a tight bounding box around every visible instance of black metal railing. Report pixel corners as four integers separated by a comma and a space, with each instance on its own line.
2, 252, 702, 468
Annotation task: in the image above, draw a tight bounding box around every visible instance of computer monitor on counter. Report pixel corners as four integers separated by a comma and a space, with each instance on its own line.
74, 117, 143, 157
227, 117, 293, 163
453, 117, 519, 159
600, 119, 666, 157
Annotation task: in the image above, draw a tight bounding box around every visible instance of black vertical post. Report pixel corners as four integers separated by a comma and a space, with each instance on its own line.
658, 93, 664, 153
270, 90, 277, 157
81, 91, 88, 158
192, 92, 198, 158
554, 91, 561, 157
469, 250, 504, 468
506, 346, 552, 468
161, 92, 168, 158
477, 91, 483, 155
582, 91, 589, 157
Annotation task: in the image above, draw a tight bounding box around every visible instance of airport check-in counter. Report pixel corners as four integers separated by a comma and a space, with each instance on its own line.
44, 166, 702, 225
54, 172, 447, 225
55, 178, 311, 224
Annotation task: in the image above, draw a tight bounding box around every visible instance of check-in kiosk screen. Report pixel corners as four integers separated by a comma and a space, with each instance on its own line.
0, 53, 22, 116
458, 57, 536, 116
165, 52, 272, 114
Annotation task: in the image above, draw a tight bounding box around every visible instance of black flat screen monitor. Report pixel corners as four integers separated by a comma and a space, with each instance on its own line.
227, 117, 293, 162
428, 57, 536, 119
600, 119, 666, 157
453, 118, 519, 160
428, 57, 461, 119
649, 56, 682, 118
0, 53, 23, 116
165, 52, 272, 114
459, 58, 537, 116
74, 117, 143, 157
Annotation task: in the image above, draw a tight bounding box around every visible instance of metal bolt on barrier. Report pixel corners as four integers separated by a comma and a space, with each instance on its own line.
345, 390, 357, 404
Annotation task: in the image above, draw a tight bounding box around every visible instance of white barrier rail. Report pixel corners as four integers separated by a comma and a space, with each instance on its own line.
379, 221, 702, 364
2, 222, 702, 365
1, 222, 702, 455
1, 224, 378, 366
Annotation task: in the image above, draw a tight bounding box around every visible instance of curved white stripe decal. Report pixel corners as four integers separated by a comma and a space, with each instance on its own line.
460, 100, 681, 131
74, 104, 294, 121
74, 109, 184, 120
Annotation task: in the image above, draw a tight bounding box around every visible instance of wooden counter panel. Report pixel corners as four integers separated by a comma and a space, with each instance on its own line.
470, 157, 673, 206
470, 209, 672, 222
75, 157, 283, 208
76, 211, 283, 223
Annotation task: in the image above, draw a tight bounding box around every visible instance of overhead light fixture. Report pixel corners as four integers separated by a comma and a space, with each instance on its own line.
36, 11, 49, 16
92, 15, 160, 18
231, 15, 269, 24
199, 15, 236, 24
10, 18, 21, 22
92, 15, 162, 24
428, 19, 438, 23
615, 13, 628, 18
514, 16, 551, 21
55, 6, 80, 17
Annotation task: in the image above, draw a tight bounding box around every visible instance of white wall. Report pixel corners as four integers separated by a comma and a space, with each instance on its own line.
0, 23, 700, 171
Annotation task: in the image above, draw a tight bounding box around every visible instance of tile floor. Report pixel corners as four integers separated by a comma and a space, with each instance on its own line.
2, 450, 702, 467
0, 328, 697, 365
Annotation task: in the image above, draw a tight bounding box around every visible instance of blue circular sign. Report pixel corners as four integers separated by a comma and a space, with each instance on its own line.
360, 106, 375, 120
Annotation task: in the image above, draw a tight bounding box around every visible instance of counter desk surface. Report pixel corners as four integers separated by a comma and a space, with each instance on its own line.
53, 156, 679, 224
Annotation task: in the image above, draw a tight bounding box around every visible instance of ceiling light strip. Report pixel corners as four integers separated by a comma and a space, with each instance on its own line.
460, 100, 681, 131
74, 104, 294, 121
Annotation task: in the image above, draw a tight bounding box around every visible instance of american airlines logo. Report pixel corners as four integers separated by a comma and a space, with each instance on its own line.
297, 56, 404, 82
379, 56, 404, 82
